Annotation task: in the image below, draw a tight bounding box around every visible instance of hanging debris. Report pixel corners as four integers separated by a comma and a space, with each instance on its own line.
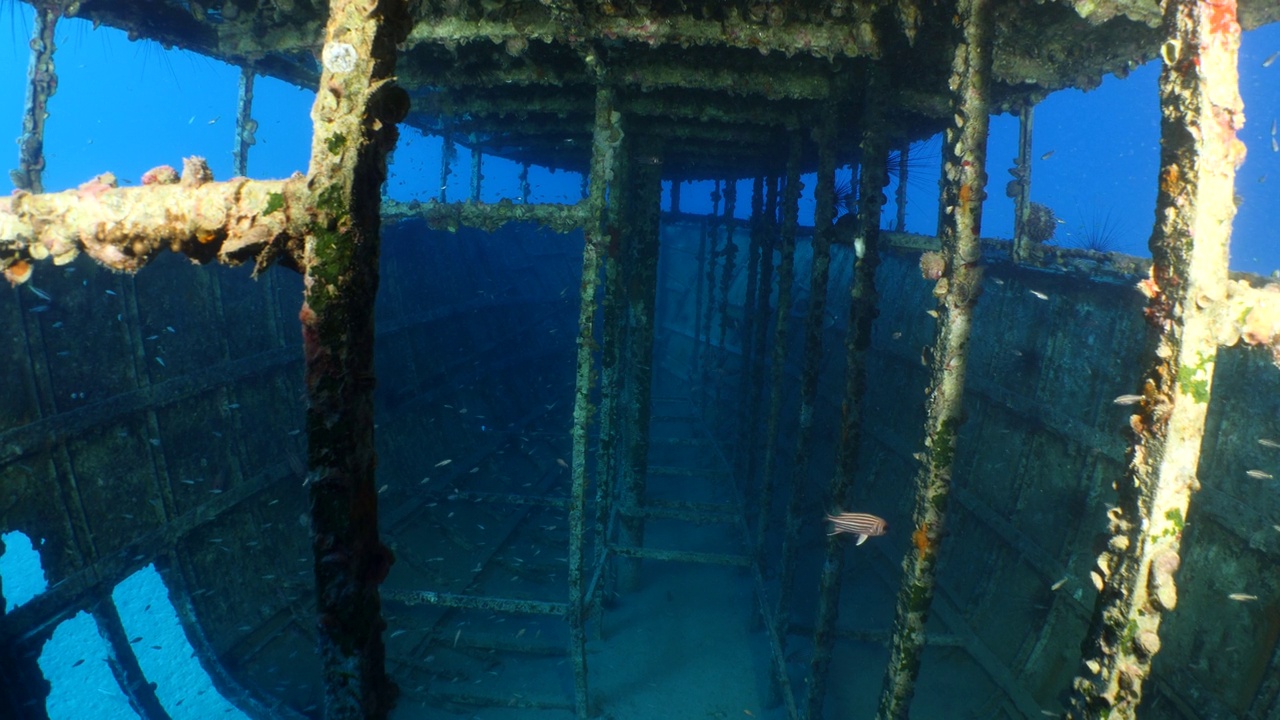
1065, 0, 1245, 716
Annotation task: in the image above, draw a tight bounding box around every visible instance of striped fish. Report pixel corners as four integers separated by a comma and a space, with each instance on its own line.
825, 512, 888, 545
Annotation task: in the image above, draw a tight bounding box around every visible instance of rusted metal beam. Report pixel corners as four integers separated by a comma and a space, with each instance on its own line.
298, 0, 411, 718
808, 66, 889, 720
1010, 103, 1034, 264
233, 68, 257, 177
567, 78, 623, 720
754, 134, 802, 562
876, 0, 993, 713
1065, 0, 1244, 716
776, 103, 838, 653
10, 3, 58, 196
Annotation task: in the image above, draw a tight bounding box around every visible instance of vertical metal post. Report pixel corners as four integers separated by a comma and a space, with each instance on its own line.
734, 176, 765, 472
11, 4, 58, 194
1011, 103, 1034, 263
616, 156, 663, 592
700, 182, 722, 404
671, 179, 682, 214
776, 107, 839, 647
876, 0, 992, 714
299, 1, 409, 718
233, 68, 257, 177
569, 79, 622, 720
808, 69, 889, 720
715, 181, 739, 353
1066, 0, 1241, 716
470, 145, 483, 202
691, 221, 708, 387
755, 135, 802, 562
438, 131, 454, 203
590, 130, 630, 638
519, 162, 531, 203
742, 176, 778, 492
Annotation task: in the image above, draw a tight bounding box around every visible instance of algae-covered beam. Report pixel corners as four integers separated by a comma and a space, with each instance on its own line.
0, 164, 308, 284
299, 0, 410, 718
808, 67, 889, 720
616, 150, 663, 593
381, 198, 588, 234
406, 14, 880, 64
234, 67, 257, 177
11, 3, 57, 194
876, 0, 993, 714
568, 77, 624, 720
1065, 0, 1244, 716
755, 134, 802, 562
1011, 103, 1034, 264
776, 106, 838, 646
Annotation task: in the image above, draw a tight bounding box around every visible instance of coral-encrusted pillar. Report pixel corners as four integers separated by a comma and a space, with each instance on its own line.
11, 3, 58, 194
298, 0, 410, 718
876, 0, 992, 714
1065, 0, 1242, 716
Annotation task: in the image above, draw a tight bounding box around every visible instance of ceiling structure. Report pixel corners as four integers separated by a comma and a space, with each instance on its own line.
64, 0, 1280, 179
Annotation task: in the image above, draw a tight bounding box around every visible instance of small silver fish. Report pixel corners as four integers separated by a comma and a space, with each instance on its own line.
1265, 50, 1280, 68
1274, 136, 1280, 154
105, 289, 117, 296
825, 511, 888, 546
1258, 438, 1280, 449
155, 356, 166, 367
1272, 118, 1277, 136
28, 285, 51, 301
1029, 289, 1049, 300
28, 304, 50, 313
1246, 469, 1273, 480
1113, 394, 1143, 406
434, 459, 452, 467
1228, 593, 1258, 602
1040, 150, 1055, 160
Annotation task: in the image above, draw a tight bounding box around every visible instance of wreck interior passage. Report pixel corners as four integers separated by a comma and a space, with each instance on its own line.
3, 0, 1280, 719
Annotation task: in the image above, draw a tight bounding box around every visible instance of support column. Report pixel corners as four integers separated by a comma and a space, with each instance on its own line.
1066, 0, 1242, 716
755, 134, 802, 562
616, 155, 663, 592
233, 68, 257, 177
299, 1, 410, 718
713, 180, 739, 408
808, 69, 889, 720
742, 176, 778, 496
568, 79, 623, 719
876, 0, 992, 713
438, 132, 455, 203
699, 182, 723, 404
734, 176, 765, 473
470, 146, 483, 202
11, 4, 58, 194
589, 132, 629, 638
776, 107, 838, 646
1011, 103, 1034, 264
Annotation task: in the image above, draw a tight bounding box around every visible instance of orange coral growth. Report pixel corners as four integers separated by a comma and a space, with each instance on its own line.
3, 260, 32, 286
913, 524, 930, 554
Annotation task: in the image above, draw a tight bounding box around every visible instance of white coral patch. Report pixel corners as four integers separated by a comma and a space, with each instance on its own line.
322, 42, 358, 74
